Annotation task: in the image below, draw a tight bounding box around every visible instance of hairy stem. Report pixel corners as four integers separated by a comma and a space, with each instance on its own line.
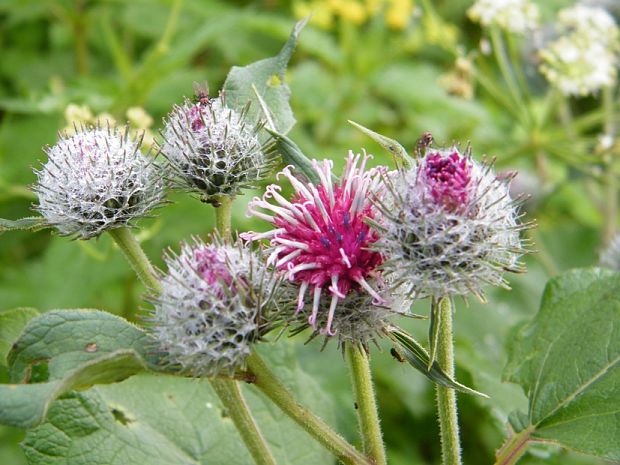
107, 227, 161, 292
246, 350, 373, 465
346, 343, 386, 465
214, 195, 233, 240
434, 297, 462, 465
494, 427, 533, 465
210, 192, 277, 465
211, 378, 277, 465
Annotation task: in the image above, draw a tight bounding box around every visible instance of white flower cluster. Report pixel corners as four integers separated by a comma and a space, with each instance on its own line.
161, 97, 276, 202
152, 238, 276, 376
540, 5, 619, 96
376, 148, 528, 301
467, 0, 540, 34
34, 127, 165, 239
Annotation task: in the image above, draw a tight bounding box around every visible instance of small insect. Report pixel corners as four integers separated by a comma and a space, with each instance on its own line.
415, 131, 434, 157
390, 348, 406, 363
192, 82, 211, 106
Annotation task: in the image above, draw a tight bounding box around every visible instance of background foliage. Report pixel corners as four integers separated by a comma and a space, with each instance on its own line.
0, 0, 615, 464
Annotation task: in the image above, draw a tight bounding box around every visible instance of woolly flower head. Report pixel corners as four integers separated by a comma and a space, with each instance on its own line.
243, 152, 388, 338
34, 126, 165, 239
600, 233, 620, 270
376, 146, 529, 301
152, 237, 277, 377
467, 0, 540, 34
161, 94, 276, 203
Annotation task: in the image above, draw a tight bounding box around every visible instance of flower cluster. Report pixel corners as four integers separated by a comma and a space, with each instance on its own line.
151, 237, 277, 376
540, 5, 619, 96
161, 95, 277, 202
34, 126, 165, 239
375, 146, 529, 301
467, 0, 539, 34
243, 152, 389, 339
293, 0, 415, 31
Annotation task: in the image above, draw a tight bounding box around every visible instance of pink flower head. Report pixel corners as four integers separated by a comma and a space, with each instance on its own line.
422, 150, 472, 212
193, 246, 234, 292
188, 104, 206, 131
243, 152, 386, 336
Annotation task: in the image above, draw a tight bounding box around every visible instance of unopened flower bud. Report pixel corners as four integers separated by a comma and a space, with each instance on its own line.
34, 126, 165, 239
161, 95, 276, 202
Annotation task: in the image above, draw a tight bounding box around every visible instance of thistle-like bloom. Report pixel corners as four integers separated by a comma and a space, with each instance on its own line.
600, 233, 620, 271
151, 237, 277, 377
243, 152, 387, 336
160, 96, 277, 202
540, 5, 619, 96
376, 146, 529, 300
467, 0, 540, 34
34, 126, 165, 239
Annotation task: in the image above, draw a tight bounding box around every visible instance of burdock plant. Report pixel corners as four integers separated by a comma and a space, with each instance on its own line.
374, 140, 531, 465
14, 14, 614, 465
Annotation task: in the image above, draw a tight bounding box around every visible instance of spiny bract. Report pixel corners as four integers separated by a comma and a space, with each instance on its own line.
160, 96, 277, 202
151, 237, 277, 377
376, 146, 530, 301
34, 126, 165, 239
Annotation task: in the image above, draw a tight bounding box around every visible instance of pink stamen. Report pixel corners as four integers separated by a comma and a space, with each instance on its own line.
423, 150, 472, 212
246, 153, 386, 335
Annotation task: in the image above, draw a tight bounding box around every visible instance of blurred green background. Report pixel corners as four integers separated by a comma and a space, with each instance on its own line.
0, 0, 613, 463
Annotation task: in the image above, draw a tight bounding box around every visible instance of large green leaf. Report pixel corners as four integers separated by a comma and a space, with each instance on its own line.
21, 341, 335, 465
0, 308, 39, 366
0, 349, 148, 429
223, 18, 307, 135
0, 310, 157, 428
7, 309, 159, 383
504, 268, 620, 461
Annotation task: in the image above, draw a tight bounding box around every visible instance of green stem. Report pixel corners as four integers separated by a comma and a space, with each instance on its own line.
505, 33, 530, 103
107, 227, 161, 292
602, 85, 617, 246
211, 378, 277, 465
108, 226, 276, 465
246, 351, 373, 465
346, 344, 386, 465
489, 28, 531, 128
434, 297, 462, 465
214, 195, 233, 240
558, 96, 576, 140
494, 427, 533, 465
210, 192, 277, 465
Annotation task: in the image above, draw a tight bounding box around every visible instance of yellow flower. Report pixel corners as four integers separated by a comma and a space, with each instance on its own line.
337, 0, 368, 25
126, 107, 154, 130
64, 104, 93, 126
294, 1, 335, 29
385, 0, 414, 30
